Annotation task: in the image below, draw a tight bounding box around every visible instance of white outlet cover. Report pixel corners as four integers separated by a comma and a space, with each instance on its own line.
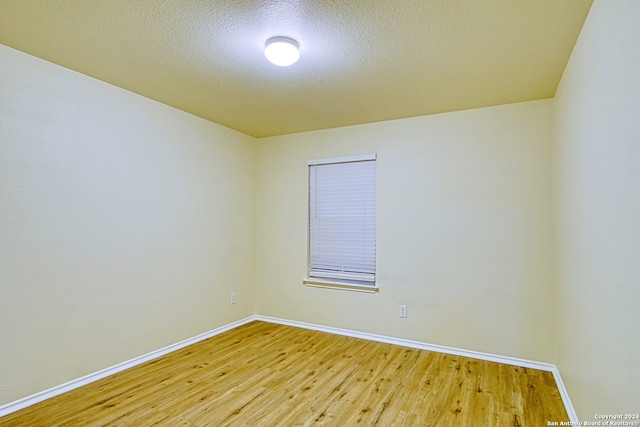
398, 305, 407, 318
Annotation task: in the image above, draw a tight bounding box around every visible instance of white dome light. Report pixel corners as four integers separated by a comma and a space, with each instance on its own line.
265, 36, 300, 66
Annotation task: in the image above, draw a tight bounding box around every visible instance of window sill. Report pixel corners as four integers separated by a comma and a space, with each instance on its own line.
302, 278, 379, 293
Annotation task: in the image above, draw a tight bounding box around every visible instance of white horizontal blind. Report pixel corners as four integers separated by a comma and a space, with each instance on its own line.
308, 156, 376, 284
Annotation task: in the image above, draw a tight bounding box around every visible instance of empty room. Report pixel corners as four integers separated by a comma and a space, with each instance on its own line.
1, 0, 638, 425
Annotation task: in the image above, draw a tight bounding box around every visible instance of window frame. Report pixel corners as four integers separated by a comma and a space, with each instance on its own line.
303, 153, 378, 293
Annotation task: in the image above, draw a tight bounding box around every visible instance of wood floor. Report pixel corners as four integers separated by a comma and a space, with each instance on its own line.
0, 321, 568, 426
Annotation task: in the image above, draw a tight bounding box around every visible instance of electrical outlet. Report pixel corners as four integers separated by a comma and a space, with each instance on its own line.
230, 292, 236, 304
398, 304, 407, 318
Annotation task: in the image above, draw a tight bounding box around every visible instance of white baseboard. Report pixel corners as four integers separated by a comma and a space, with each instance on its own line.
1, 314, 577, 424
0, 316, 257, 418
254, 315, 579, 423
551, 368, 579, 422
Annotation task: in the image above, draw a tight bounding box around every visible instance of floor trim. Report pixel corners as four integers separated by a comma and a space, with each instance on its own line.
255, 315, 579, 423
0, 316, 256, 418
0, 314, 578, 423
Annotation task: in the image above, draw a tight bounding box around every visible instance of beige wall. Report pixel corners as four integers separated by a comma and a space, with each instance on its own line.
0, 45, 256, 405
554, 0, 640, 417
256, 99, 556, 362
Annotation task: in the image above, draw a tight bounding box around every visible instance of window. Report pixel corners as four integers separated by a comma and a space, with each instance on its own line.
305, 154, 377, 291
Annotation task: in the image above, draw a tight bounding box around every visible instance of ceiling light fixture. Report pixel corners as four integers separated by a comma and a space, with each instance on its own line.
265, 36, 300, 66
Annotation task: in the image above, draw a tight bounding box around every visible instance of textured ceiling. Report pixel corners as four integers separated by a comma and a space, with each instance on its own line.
0, 0, 593, 137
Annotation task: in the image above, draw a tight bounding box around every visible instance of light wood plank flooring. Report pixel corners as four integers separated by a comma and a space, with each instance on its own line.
0, 321, 568, 426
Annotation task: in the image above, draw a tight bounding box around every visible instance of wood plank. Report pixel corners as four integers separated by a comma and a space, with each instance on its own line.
0, 321, 569, 426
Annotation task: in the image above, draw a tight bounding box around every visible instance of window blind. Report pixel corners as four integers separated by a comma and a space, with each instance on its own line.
308, 155, 376, 284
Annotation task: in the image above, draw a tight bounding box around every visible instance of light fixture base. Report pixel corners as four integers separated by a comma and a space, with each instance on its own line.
265, 36, 300, 66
